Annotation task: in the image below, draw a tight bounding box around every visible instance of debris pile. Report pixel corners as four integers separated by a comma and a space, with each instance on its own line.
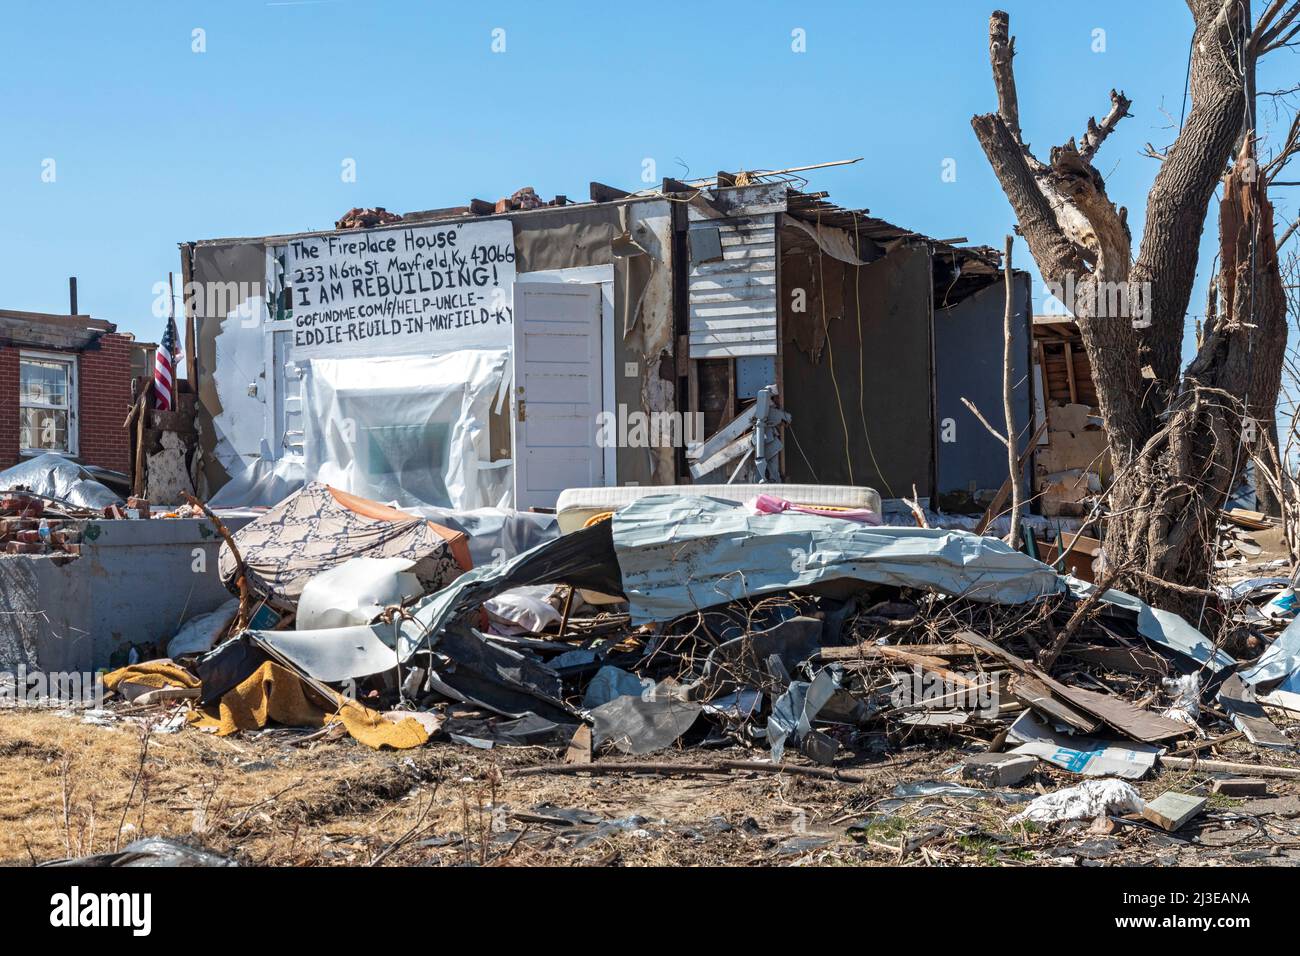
0, 492, 82, 556
0, 455, 206, 565
1217, 507, 1276, 567
12, 481, 1297, 864
335, 206, 403, 230
82, 491, 1295, 793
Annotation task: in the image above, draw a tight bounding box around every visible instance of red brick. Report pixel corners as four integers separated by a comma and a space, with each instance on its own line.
0, 331, 133, 474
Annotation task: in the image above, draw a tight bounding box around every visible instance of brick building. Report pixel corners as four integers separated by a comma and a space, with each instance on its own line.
0, 309, 137, 475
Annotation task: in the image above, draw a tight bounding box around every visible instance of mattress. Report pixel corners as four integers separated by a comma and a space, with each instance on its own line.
556, 483, 882, 533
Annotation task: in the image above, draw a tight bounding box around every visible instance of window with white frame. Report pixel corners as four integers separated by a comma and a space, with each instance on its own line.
18, 352, 78, 455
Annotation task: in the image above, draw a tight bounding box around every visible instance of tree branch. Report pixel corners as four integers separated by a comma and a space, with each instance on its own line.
1047, 141, 1133, 277
971, 112, 1089, 282
988, 10, 1025, 146
1251, 0, 1300, 53
1279, 214, 1299, 250
1263, 109, 1300, 180
1078, 89, 1134, 163
1130, 0, 1247, 392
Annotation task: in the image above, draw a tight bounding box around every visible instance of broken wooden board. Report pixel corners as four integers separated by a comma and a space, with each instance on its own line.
1141, 791, 1206, 832
1223, 508, 1274, 531
951, 630, 1191, 743
1009, 674, 1100, 734
868, 645, 984, 689
1218, 673, 1295, 751
1052, 681, 1192, 744
818, 643, 976, 661
899, 711, 968, 727
564, 724, 592, 765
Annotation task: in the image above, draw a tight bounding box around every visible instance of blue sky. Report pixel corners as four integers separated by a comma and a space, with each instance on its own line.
2, 0, 1296, 359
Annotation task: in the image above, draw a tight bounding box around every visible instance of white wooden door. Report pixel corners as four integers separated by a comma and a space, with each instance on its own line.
512, 282, 604, 510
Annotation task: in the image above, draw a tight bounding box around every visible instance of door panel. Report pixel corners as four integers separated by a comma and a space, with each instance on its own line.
512, 282, 603, 510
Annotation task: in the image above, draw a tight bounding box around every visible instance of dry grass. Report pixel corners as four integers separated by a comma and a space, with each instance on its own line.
2, 706, 1297, 867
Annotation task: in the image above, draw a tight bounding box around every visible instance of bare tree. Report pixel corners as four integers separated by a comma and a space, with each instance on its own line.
971, 3, 1295, 615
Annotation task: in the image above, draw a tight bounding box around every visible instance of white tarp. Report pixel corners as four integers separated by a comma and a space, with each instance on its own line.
1009, 779, 1145, 824
303, 349, 510, 510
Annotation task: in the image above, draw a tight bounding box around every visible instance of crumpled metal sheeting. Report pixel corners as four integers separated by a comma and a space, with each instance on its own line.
444, 713, 573, 748
613, 495, 1066, 625
767, 666, 844, 764
591, 691, 702, 755
426, 625, 573, 723
583, 665, 648, 710
249, 625, 398, 684
250, 620, 575, 724
40, 837, 235, 868
398, 518, 622, 661
296, 557, 423, 631
1241, 614, 1300, 687
1068, 577, 1237, 673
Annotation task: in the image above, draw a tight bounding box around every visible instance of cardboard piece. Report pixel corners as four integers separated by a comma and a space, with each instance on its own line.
1006, 711, 1160, 780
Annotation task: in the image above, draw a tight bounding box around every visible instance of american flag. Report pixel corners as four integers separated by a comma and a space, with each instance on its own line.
154, 316, 182, 410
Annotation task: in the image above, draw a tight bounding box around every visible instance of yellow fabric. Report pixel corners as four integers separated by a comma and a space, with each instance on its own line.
104, 661, 201, 693
187, 660, 429, 750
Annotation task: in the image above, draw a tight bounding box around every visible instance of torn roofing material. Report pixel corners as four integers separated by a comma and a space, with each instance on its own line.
1241, 614, 1300, 687
1067, 577, 1237, 673
393, 496, 1062, 661
612, 495, 1066, 624
398, 517, 622, 661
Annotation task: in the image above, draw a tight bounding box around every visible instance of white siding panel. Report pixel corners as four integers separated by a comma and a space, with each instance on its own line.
688, 212, 779, 359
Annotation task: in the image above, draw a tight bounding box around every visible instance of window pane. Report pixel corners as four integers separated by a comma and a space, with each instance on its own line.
19, 359, 70, 408
20, 407, 70, 452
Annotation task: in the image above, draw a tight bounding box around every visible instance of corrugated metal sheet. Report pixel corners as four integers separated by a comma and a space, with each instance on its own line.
687, 185, 785, 359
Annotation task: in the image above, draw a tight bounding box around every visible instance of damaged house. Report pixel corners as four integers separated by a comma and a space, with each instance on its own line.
0, 305, 138, 477
180, 174, 1032, 514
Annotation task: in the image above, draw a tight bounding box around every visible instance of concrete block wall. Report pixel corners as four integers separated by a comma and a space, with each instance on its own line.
0, 514, 253, 672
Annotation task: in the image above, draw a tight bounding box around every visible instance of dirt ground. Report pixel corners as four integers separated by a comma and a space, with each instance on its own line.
2, 704, 1298, 867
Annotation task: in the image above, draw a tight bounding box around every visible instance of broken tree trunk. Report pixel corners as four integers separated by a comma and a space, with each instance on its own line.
970, 5, 1287, 616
